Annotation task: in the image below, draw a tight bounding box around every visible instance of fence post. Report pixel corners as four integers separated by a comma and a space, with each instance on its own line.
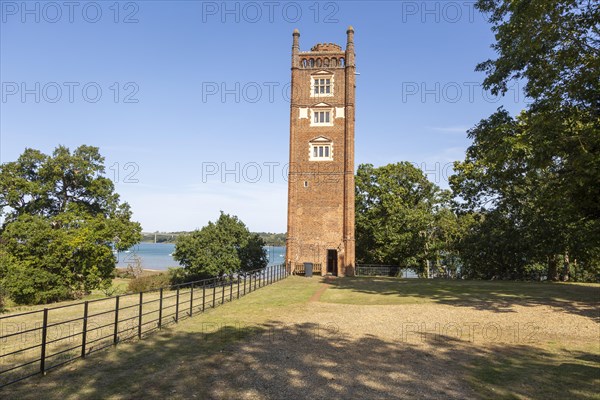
138, 292, 143, 339
175, 288, 180, 323
113, 296, 120, 345
229, 279, 233, 302
248, 274, 252, 293
254, 272, 257, 291
202, 281, 206, 311
81, 301, 89, 358
40, 308, 48, 374
189, 284, 194, 317
221, 281, 225, 305
244, 274, 247, 295
158, 288, 164, 329
212, 278, 216, 307
237, 275, 240, 299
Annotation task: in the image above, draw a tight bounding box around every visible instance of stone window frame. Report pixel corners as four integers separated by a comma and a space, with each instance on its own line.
309, 137, 334, 162
310, 74, 334, 98
310, 108, 334, 127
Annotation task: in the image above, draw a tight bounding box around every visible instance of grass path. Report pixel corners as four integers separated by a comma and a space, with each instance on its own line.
2, 277, 599, 400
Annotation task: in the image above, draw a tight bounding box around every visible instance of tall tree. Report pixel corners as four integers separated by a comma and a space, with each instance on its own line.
451, 0, 600, 280
0, 145, 141, 304
355, 163, 455, 276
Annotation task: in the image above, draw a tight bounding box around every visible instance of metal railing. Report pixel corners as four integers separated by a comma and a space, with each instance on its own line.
0, 264, 288, 389
356, 264, 406, 277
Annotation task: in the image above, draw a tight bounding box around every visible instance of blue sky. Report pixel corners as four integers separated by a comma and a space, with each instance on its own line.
0, 1, 528, 232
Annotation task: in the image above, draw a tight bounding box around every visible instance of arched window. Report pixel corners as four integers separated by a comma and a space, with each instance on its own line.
302, 59, 307, 68
309, 58, 315, 68
316, 58, 322, 67
339, 58, 345, 67
331, 58, 337, 67
323, 58, 330, 67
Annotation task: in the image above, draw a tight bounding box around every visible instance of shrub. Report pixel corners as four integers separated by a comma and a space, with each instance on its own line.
167, 266, 206, 286
0, 287, 5, 312
127, 273, 171, 293
3, 261, 72, 305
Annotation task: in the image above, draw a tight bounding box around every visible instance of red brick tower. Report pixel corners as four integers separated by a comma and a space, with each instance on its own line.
285, 27, 356, 276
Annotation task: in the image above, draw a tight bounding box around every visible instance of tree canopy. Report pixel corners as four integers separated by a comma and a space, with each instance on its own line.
0, 145, 141, 304
354, 1, 599, 281
449, 0, 600, 280
355, 163, 460, 277
172, 212, 268, 279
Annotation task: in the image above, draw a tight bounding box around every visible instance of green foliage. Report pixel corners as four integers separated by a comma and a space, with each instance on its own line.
476, 0, 599, 110
127, 273, 171, 293
254, 232, 286, 246
448, 0, 600, 281
173, 212, 268, 279
166, 266, 191, 286
0, 145, 142, 304
355, 163, 459, 276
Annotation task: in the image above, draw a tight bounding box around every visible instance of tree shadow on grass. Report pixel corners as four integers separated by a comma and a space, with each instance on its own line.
324, 277, 600, 321
205, 321, 599, 400
3, 321, 599, 400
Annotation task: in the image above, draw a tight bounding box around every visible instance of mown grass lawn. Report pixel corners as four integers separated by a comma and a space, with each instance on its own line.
321, 276, 599, 310
2, 276, 598, 400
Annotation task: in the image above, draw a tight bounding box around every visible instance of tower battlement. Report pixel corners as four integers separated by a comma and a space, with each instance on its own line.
309, 43, 343, 52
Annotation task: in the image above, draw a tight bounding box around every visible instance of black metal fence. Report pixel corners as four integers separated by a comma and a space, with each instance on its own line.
0, 264, 288, 389
355, 264, 418, 278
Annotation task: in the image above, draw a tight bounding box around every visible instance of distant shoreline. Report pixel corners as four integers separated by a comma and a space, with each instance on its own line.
115, 266, 163, 275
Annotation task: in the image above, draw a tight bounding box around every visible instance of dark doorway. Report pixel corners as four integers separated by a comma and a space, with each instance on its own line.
326, 249, 338, 276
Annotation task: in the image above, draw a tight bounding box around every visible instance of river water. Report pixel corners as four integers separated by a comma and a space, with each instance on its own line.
116, 243, 286, 271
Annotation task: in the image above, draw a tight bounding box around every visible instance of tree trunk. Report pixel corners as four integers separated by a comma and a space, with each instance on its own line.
561, 252, 570, 282
547, 255, 559, 281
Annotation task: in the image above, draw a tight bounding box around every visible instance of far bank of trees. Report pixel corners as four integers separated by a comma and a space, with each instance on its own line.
141, 231, 286, 246
356, 0, 599, 281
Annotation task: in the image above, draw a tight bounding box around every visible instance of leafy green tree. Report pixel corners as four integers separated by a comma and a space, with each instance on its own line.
476, 0, 599, 228
0, 145, 141, 304
355, 163, 456, 276
450, 0, 600, 281
173, 212, 267, 279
